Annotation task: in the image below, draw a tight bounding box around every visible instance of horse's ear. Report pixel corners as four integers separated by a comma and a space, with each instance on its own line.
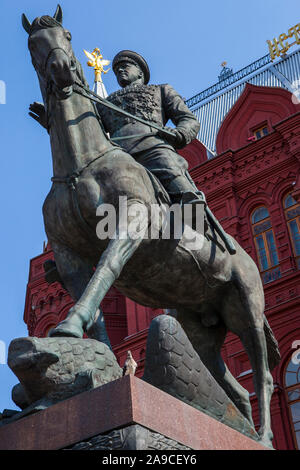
53, 4, 63, 24
21, 13, 31, 34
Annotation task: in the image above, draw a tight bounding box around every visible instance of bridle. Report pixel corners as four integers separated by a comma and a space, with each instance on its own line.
32, 45, 77, 131
43, 46, 75, 75
32, 43, 74, 77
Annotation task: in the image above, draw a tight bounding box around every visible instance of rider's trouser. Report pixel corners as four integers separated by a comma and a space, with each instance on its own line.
132, 146, 200, 203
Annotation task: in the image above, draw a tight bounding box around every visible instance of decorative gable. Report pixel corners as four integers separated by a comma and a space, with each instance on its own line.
216, 83, 300, 154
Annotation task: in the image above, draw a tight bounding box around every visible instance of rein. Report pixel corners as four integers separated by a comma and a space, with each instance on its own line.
73, 81, 175, 140
44, 79, 176, 140
39, 43, 175, 139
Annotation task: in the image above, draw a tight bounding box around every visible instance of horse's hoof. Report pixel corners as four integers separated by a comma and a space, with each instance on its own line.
48, 321, 83, 339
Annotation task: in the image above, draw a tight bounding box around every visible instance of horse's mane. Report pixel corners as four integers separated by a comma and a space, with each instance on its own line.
29, 16, 89, 88
29, 16, 62, 35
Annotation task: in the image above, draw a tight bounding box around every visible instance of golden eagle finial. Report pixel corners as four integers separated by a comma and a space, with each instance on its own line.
83, 48, 110, 83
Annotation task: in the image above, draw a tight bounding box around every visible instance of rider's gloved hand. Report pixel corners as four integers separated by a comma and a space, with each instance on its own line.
159, 127, 186, 149
29, 102, 48, 130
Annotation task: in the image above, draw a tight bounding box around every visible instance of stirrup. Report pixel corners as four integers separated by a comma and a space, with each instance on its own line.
180, 190, 206, 207
180, 191, 206, 234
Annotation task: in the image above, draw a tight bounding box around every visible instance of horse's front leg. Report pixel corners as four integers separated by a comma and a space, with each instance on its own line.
50, 201, 148, 339
47, 242, 111, 348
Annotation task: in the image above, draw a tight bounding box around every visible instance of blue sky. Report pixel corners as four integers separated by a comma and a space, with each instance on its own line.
0, 0, 299, 412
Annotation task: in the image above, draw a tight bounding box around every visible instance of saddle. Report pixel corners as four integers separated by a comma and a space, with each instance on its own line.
143, 168, 223, 248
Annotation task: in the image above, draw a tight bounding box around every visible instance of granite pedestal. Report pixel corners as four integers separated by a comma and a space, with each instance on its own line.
0, 375, 268, 450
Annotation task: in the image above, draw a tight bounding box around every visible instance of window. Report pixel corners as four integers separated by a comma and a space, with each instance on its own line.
251, 206, 281, 284
284, 357, 300, 449
284, 193, 300, 269
253, 124, 269, 141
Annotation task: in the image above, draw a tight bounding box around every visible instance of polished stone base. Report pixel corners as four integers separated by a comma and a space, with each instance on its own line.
0, 375, 268, 450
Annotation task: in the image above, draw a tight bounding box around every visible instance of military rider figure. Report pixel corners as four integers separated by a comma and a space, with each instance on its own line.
30, 50, 204, 207
100, 50, 236, 253
98, 50, 203, 208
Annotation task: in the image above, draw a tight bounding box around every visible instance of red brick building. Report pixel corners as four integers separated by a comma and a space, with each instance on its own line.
23, 52, 300, 450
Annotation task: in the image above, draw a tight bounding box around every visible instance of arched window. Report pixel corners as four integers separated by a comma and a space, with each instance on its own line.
251, 206, 280, 284
283, 193, 300, 269
284, 355, 300, 449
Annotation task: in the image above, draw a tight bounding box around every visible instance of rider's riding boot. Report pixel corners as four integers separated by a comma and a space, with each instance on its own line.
180, 190, 207, 233
180, 190, 206, 206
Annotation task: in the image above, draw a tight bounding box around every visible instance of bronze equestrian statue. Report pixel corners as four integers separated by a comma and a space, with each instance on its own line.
22, 5, 280, 448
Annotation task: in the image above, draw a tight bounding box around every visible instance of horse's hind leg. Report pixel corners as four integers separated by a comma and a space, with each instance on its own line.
239, 326, 273, 446
48, 241, 111, 348
221, 282, 274, 447
175, 310, 253, 426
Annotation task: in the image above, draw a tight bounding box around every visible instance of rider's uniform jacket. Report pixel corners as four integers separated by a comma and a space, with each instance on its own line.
98, 83, 200, 155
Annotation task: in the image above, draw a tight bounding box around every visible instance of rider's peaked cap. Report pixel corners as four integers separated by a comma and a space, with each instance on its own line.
112, 50, 150, 84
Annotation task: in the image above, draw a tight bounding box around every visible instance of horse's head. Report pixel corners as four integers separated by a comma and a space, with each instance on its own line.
22, 5, 79, 98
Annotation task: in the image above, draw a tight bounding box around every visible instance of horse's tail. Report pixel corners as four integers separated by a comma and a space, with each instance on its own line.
264, 315, 281, 370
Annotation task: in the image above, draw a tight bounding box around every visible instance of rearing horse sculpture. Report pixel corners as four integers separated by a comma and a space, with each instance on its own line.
22, 6, 280, 447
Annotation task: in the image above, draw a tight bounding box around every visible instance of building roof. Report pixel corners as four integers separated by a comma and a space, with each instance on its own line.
188, 48, 300, 157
